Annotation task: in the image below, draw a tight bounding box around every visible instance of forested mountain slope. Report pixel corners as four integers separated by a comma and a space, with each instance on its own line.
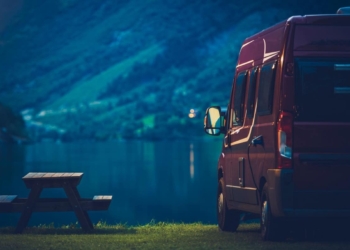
0, 0, 347, 141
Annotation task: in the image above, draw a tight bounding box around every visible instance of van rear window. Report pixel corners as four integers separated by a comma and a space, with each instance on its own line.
295, 58, 350, 122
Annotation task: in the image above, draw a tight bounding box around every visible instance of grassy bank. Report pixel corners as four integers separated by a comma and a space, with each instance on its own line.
1, 222, 350, 250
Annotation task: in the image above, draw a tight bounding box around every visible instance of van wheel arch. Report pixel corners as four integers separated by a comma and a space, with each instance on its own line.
260, 182, 287, 241
259, 177, 266, 201
217, 177, 240, 232
218, 168, 223, 182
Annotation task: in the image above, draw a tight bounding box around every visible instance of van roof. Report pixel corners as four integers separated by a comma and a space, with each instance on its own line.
243, 14, 350, 44
236, 14, 350, 69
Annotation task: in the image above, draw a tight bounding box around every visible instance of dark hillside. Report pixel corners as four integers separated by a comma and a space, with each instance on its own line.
0, 0, 348, 141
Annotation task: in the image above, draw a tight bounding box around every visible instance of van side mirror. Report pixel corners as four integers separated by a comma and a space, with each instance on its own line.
204, 106, 226, 135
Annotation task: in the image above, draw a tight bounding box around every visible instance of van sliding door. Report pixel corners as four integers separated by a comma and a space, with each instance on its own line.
226, 70, 259, 206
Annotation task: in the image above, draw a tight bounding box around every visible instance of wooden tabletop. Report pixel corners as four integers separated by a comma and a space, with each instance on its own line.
23, 172, 83, 180
22, 172, 84, 189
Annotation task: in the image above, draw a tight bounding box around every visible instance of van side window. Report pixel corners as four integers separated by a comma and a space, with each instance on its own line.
247, 67, 258, 118
232, 71, 247, 126
257, 61, 277, 116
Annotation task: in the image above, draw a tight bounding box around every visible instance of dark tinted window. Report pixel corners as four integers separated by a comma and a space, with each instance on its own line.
295, 58, 350, 122
257, 62, 277, 115
233, 71, 247, 126
247, 67, 258, 118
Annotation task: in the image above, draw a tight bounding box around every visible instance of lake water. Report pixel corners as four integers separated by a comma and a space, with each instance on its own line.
0, 139, 222, 227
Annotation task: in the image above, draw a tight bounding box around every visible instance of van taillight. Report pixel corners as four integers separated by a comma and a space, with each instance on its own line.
277, 111, 293, 168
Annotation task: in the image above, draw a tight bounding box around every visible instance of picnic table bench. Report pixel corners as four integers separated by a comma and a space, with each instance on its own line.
0, 172, 112, 233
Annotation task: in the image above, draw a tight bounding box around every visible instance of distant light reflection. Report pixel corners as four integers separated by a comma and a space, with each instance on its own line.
188, 109, 197, 118
190, 143, 194, 179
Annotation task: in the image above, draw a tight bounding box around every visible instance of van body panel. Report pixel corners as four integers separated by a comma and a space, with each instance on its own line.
268, 169, 350, 216
231, 201, 261, 214
292, 41, 350, 190
294, 25, 350, 52
294, 150, 350, 191
237, 24, 285, 70
293, 123, 350, 153
293, 190, 350, 210
229, 186, 258, 205
267, 169, 294, 217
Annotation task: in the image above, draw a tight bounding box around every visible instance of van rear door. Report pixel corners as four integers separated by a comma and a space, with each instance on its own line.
293, 57, 350, 192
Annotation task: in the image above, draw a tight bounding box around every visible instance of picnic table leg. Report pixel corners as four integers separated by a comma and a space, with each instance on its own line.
70, 186, 94, 230
15, 186, 43, 234
63, 183, 93, 231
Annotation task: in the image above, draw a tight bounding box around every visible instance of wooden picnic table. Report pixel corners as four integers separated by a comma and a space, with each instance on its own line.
0, 172, 112, 233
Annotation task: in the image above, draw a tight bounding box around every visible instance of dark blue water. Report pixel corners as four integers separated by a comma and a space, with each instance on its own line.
0, 139, 222, 227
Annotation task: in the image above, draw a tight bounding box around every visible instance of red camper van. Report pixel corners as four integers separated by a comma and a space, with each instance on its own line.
204, 8, 350, 240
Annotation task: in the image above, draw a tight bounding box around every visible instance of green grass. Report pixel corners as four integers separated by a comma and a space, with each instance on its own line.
1, 222, 350, 250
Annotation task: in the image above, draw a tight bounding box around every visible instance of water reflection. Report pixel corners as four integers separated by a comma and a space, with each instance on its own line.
0, 140, 222, 227
190, 143, 194, 179
0, 144, 27, 195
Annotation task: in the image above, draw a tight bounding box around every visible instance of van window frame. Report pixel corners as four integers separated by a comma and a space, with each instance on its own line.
247, 67, 259, 119
231, 70, 248, 127
257, 61, 277, 116
226, 81, 235, 132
